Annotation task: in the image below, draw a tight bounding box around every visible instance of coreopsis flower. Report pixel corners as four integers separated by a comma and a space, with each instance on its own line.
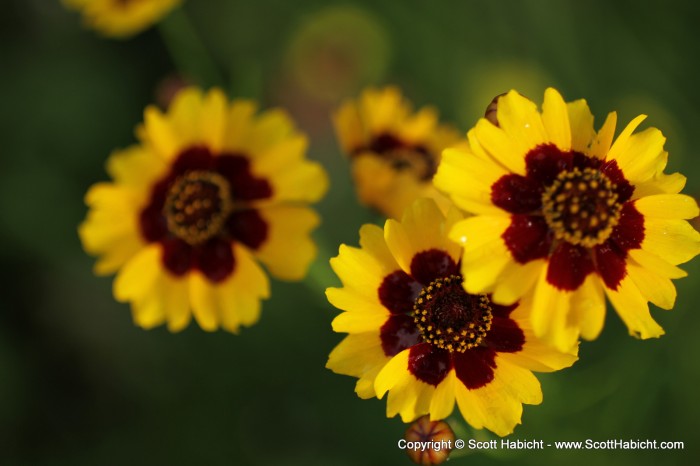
79, 88, 328, 332
63, 0, 181, 38
326, 199, 577, 436
434, 88, 700, 350
333, 87, 461, 218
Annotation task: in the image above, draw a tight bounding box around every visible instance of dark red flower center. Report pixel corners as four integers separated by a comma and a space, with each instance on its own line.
413, 275, 493, 353
164, 171, 233, 245
354, 133, 436, 181
541, 167, 621, 248
139, 146, 272, 282
491, 143, 643, 291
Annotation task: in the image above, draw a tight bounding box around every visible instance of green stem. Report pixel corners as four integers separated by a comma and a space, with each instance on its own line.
157, 5, 226, 88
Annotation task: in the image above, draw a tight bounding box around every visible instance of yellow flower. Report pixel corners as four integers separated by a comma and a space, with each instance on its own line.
326, 199, 577, 436
434, 88, 700, 351
63, 0, 181, 38
333, 87, 461, 218
79, 87, 328, 332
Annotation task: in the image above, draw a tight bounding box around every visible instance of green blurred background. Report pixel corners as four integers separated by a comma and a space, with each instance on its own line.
1, 0, 699, 464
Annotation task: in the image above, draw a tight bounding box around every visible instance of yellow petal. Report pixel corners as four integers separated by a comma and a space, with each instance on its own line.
541, 87, 571, 150
246, 109, 296, 155
455, 374, 522, 437
215, 243, 270, 332
400, 107, 438, 143
473, 119, 526, 175
251, 134, 328, 203
329, 245, 386, 305
530, 267, 578, 352
604, 276, 664, 339
450, 216, 512, 295
589, 111, 617, 159
500, 325, 579, 373
569, 275, 606, 341
434, 145, 508, 215
189, 272, 219, 331
255, 206, 320, 281
493, 356, 542, 405
332, 100, 365, 153
491, 259, 545, 305
330, 304, 389, 333
268, 159, 328, 204
606, 114, 667, 183
566, 99, 595, 153
495, 90, 548, 160
359, 224, 400, 270
449, 215, 511, 254
351, 154, 426, 218
627, 249, 687, 279
130, 280, 167, 329
223, 100, 257, 151
141, 106, 180, 160
633, 172, 686, 198
355, 364, 387, 400
386, 376, 435, 422
167, 87, 203, 149
429, 370, 457, 420
626, 263, 677, 310
199, 88, 227, 152
362, 86, 405, 133
163, 274, 191, 332
375, 349, 411, 399
384, 199, 462, 275
106, 145, 167, 187
642, 218, 700, 265
113, 244, 163, 302
326, 332, 388, 378
635, 194, 699, 220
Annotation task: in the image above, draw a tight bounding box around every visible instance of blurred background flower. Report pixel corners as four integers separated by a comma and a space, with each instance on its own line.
62, 0, 182, 38
1, 0, 699, 464
79, 87, 327, 333
333, 86, 461, 218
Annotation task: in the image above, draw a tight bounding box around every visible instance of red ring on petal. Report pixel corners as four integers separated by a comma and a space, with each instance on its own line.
546, 242, 595, 291
502, 215, 551, 264
380, 314, 422, 357
378, 270, 423, 314
453, 346, 497, 390
408, 342, 452, 386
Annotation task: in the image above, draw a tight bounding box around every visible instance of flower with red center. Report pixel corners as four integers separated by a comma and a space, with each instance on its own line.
333, 87, 461, 218
326, 199, 577, 436
62, 0, 181, 38
79, 87, 328, 332
434, 88, 700, 350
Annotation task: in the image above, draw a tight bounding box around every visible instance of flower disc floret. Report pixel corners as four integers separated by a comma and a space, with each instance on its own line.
413, 275, 493, 353
164, 170, 233, 245
541, 167, 621, 248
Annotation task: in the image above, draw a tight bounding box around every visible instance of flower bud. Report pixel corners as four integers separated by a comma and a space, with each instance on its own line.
404, 416, 455, 465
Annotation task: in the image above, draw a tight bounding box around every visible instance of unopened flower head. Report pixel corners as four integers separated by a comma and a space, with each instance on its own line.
402, 415, 455, 465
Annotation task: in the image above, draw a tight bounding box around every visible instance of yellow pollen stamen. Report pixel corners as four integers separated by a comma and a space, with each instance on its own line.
541, 167, 622, 248
164, 170, 233, 245
411, 274, 493, 353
